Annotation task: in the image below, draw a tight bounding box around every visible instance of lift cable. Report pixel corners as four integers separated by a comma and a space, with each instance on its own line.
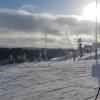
64, 31, 78, 61
65, 31, 74, 50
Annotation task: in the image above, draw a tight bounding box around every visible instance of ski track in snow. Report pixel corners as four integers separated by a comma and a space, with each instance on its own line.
0, 60, 99, 100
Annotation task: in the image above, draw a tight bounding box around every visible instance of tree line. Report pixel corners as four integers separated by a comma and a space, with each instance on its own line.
0, 48, 67, 65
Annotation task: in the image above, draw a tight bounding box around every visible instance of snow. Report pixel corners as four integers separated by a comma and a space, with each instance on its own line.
0, 60, 100, 100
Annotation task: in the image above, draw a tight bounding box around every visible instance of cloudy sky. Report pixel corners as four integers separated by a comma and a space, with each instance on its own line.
0, 0, 99, 48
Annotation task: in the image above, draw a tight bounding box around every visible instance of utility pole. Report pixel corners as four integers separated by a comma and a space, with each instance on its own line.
95, 0, 98, 64
94, 1, 99, 100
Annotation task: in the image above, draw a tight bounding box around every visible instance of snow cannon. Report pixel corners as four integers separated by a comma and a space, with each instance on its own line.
92, 64, 100, 79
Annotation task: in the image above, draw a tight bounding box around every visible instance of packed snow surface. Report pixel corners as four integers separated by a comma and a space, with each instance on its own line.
0, 60, 100, 100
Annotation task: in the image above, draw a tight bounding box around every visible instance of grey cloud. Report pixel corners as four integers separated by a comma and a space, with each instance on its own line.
75, 20, 95, 33
0, 9, 97, 48
0, 10, 96, 35
0, 11, 37, 33
0, 10, 61, 35
55, 16, 79, 26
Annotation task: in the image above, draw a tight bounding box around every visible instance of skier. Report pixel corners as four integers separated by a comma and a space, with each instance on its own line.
73, 51, 76, 61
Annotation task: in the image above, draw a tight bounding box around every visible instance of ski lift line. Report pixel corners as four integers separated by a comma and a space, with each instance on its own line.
65, 31, 82, 61
65, 31, 72, 49
65, 34, 71, 49
65, 31, 74, 49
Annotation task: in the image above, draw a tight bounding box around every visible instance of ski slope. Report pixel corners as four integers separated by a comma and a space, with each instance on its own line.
0, 60, 100, 100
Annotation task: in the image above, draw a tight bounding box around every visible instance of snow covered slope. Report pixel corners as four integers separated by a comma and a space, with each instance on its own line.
0, 60, 100, 100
